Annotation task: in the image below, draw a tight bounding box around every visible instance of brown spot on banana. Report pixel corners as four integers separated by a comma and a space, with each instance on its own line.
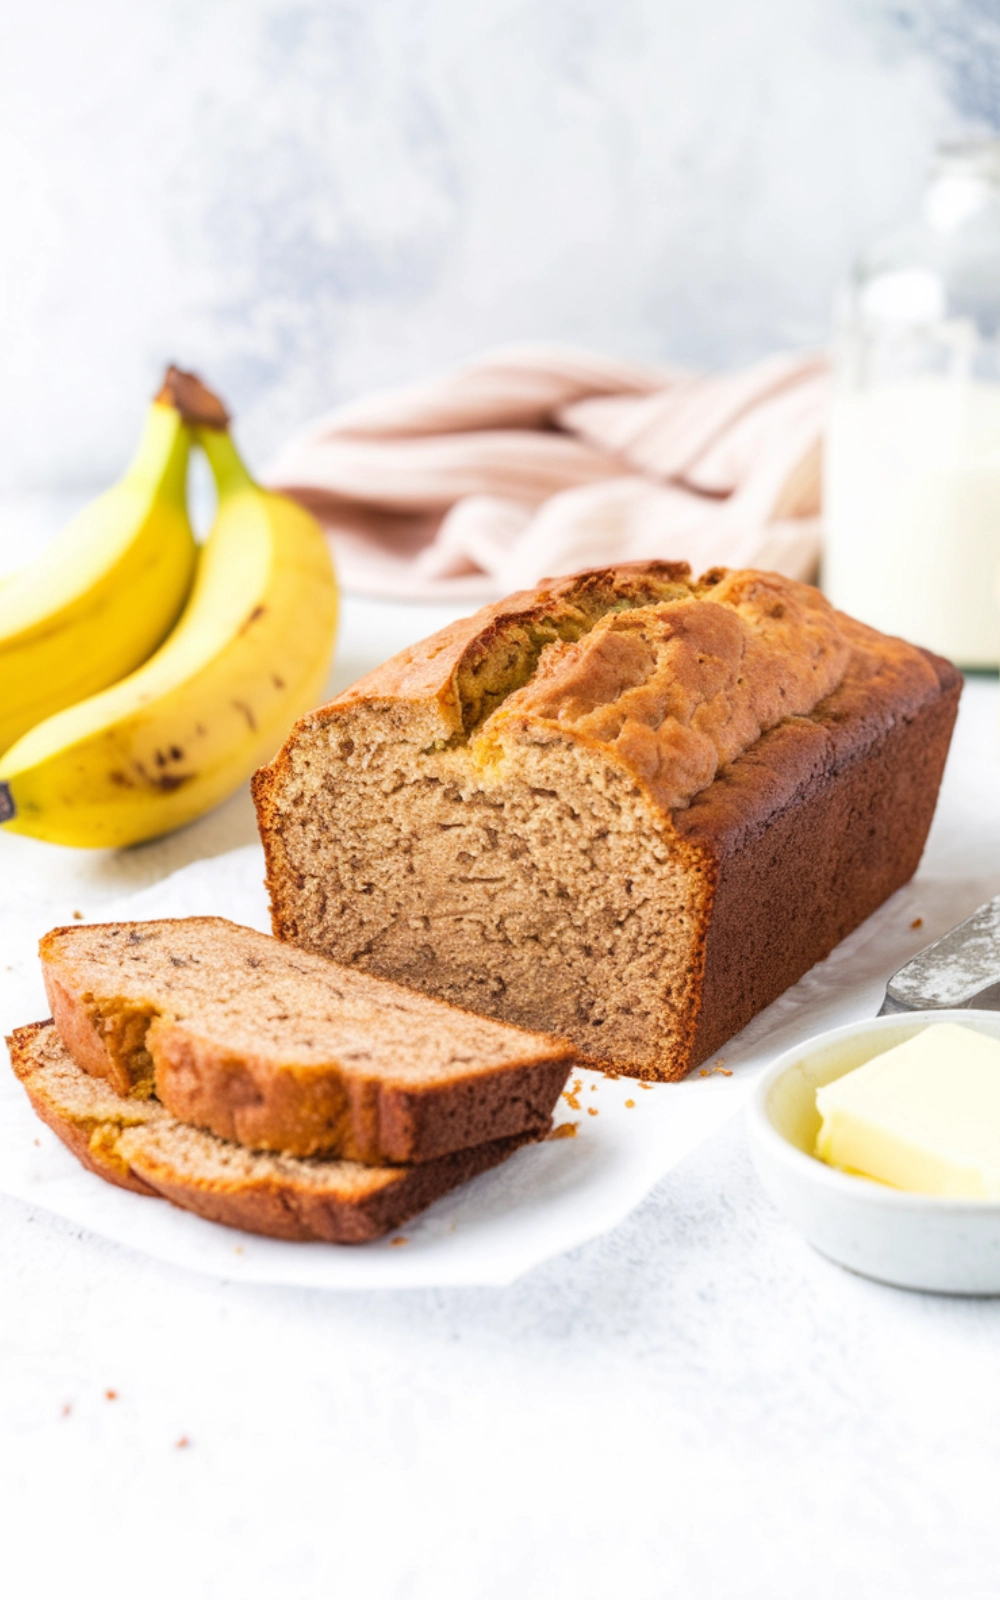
131, 761, 193, 793
149, 773, 193, 793
239, 605, 267, 634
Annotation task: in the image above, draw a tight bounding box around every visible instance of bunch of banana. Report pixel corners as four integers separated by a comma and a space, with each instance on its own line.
0, 368, 338, 848
0, 379, 197, 753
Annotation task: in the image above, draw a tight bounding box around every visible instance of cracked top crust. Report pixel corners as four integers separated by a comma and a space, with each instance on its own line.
282, 561, 943, 816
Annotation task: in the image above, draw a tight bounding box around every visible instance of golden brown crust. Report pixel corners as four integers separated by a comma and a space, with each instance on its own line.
681, 647, 961, 1065
483, 569, 856, 813
324, 560, 695, 716
40, 917, 574, 1165
253, 563, 927, 836
7, 1022, 540, 1244
148, 1014, 570, 1165
121, 1124, 538, 1244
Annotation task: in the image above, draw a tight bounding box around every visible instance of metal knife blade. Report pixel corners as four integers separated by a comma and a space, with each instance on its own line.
879, 896, 1000, 1015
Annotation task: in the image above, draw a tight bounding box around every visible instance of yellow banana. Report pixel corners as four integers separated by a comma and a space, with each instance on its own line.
0, 384, 338, 848
0, 375, 198, 754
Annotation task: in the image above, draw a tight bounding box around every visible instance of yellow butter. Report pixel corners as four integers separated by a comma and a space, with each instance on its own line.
814, 1024, 1000, 1199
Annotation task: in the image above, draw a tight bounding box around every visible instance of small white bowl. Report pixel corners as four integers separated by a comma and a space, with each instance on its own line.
746, 1010, 1000, 1294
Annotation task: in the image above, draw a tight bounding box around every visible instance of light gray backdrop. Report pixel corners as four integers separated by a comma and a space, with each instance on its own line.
0, 0, 996, 490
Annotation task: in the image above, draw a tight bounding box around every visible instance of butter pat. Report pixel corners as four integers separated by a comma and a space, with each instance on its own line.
815, 1024, 1000, 1199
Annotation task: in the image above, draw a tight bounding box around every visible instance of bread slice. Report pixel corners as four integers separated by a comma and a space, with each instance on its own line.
7, 1021, 540, 1243
40, 917, 574, 1164
253, 561, 962, 1082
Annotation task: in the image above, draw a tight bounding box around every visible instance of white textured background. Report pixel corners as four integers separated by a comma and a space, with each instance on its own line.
1, 0, 998, 492
4, 1115, 1000, 1600
3, 12, 1000, 1594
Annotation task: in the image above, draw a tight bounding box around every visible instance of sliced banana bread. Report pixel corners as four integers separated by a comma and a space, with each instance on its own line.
8, 1021, 538, 1243
253, 561, 962, 1081
40, 917, 574, 1163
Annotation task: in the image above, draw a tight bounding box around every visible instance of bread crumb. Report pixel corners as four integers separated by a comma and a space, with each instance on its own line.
550, 1121, 578, 1139
60, 1404, 72, 1418
562, 1078, 583, 1111
639, 1082, 654, 1091
33, 1139, 40, 1147
589, 1083, 598, 1092
71, 910, 84, 921
389, 1236, 409, 1247
911, 917, 923, 930
175, 1436, 190, 1449
699, 1061, 732, 1078
105, 1389, 118, 1401
624, 1098, 635, 1109
233, 1245, 244, 1255
587, 1106, 599, 1116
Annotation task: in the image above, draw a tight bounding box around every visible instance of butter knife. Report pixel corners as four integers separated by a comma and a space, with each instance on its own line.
880, 896, 1000, 1015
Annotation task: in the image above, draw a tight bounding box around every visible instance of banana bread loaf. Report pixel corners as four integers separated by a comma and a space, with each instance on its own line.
253, 562, 962, 1081
40, 917, 573, 1162
8, 1020, 539, 1243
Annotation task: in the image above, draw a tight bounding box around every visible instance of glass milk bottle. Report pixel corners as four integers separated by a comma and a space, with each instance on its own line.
824, 140, 1000, 668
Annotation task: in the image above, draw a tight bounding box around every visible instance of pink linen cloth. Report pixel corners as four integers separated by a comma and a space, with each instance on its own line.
266, 345, 829, 601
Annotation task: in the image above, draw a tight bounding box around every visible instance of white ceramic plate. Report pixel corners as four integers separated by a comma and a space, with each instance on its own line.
747, 1010, 1000, 1295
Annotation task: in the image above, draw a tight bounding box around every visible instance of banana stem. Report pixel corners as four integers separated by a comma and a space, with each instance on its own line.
152, 365, 250, 496
196, 424, 255, 496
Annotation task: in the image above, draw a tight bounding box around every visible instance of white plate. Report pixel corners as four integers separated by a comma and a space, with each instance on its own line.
747, 1010, 1000, 1295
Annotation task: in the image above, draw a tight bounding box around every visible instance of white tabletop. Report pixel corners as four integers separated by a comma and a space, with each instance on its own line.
2, 588, 999, 1600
